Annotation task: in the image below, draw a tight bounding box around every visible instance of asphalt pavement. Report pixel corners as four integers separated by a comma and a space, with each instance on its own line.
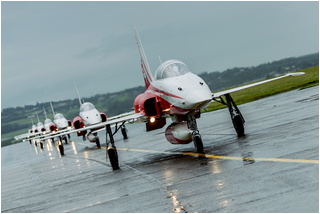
2, 86, 319, 213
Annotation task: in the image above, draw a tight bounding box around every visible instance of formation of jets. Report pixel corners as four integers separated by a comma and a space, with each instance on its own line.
14, 30, 305, 170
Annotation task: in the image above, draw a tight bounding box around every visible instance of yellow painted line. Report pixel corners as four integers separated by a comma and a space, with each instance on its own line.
117, 148, 319, 164
74, 142, 319, 164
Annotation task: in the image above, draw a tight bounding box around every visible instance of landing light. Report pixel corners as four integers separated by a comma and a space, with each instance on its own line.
150, 117, 156, 123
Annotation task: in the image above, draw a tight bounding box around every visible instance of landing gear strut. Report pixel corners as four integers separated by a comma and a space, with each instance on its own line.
58, 141, 64, 156
214, 93, 245, 136
186, 113, 204, 153
121, 125, 128, 140
105, 124, 119, 170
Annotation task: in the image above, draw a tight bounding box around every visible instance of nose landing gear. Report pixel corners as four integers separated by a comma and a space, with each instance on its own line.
186, 113, 204, 153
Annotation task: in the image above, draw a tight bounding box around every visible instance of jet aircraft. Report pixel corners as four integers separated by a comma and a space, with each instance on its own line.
132, 30, 304, 154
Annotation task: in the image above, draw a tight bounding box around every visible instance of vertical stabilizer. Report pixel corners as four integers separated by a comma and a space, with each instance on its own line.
134, 29, 154, 89
74, 82, 83, 106
50, 102, 55, 118
36, 113, 40, 123
43, 108, 48, 119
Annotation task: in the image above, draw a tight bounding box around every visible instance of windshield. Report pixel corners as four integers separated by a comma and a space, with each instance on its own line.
155, 60, 190, 80
44, 119, 52, 124
55, 114, 64, 120
80, 102, 95, 112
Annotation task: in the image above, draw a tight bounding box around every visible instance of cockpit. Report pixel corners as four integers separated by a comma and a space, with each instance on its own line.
44, 118, 52, 124
80, 102, 95, 112
55, 114, 64, 120
155, 60, 191, 80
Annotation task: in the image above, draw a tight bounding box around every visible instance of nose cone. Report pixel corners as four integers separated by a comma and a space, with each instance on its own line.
56, 119, 68, 129
183, 89, 212, 110
81, 110, 102, 126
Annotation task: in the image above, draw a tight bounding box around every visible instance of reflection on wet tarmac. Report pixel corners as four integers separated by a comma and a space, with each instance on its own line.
70, 141, 78, 154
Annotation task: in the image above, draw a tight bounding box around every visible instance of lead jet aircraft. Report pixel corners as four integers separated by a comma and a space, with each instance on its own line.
132, 30, 304, 154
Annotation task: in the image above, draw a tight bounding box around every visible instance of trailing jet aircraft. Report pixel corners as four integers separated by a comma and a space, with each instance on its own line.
70, 83, 108, 148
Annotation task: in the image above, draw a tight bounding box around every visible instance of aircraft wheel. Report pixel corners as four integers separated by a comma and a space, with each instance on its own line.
107, 147, 119, 170
96, 138, 101, 148
59, 144, 64, 156
121, 127, 128, 140
193, 135, 204, 153
233, 115, 244, 137
40, 142, 44, 149
64, 136, 68, 144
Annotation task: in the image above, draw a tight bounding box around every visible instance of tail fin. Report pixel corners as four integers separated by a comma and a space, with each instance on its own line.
43, 108, 48, 119
74, 82, 83, 106
134, 29, 154, 89
50, 102, 55, 118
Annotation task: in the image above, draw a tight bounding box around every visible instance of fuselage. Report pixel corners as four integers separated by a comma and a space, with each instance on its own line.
44, 118, 53, 132
79, 102, 102, 126
36, 122, 45, 133
148, 60, 212, 115
54, 113, 69, 130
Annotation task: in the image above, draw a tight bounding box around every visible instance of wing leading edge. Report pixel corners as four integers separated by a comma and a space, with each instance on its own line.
212, 72, 305, 98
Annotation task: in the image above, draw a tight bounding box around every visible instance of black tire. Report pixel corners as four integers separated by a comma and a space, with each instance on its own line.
64, 136, 68, 144
233, 115, 245, 137
193, 135, 204, 153
121, 128, 128, 140
96, 138, 101, 148
107, 147, 119, 170
59, 144, 64, 156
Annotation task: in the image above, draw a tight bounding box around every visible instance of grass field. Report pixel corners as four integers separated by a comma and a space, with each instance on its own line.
203, 66, 319, 112
2, 66, 318, 147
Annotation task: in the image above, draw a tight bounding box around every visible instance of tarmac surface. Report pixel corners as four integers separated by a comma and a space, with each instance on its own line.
2, 86, 319, 213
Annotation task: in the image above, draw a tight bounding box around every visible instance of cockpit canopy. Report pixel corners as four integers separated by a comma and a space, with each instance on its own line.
44, 118, 52, 124
155, 60, 191, 80
80, 102, 95, 112
54, 113, 64, 120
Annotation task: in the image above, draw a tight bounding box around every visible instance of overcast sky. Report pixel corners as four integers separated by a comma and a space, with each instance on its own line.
2, 1, 319, 109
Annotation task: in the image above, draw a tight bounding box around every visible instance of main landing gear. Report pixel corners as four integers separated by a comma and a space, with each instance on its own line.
104, 121, 128, 170
105, 124, 119, 170
214, 93, 245, 137
186, 113, 204, 153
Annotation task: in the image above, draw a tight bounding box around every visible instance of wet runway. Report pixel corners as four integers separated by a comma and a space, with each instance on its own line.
2, 86, 319, 213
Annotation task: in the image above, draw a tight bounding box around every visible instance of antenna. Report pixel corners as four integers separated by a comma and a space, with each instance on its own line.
50, 101, 55, 118
74, 82, 83, 105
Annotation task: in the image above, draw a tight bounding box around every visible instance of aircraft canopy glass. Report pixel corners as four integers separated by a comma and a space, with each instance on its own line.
44, 118, 52, 124
155, 60, 191, 80
80, 102, 95, 112
55, 114, 64, 120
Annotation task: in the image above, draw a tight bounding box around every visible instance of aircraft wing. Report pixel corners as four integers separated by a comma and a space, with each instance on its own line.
14, 131, 45, 141
212, 72, 305, 98
38, 112, 143, 141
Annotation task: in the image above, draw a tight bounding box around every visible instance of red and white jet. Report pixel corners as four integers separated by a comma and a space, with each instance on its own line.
71, 84, 108, 148
132, 30, 305, 154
